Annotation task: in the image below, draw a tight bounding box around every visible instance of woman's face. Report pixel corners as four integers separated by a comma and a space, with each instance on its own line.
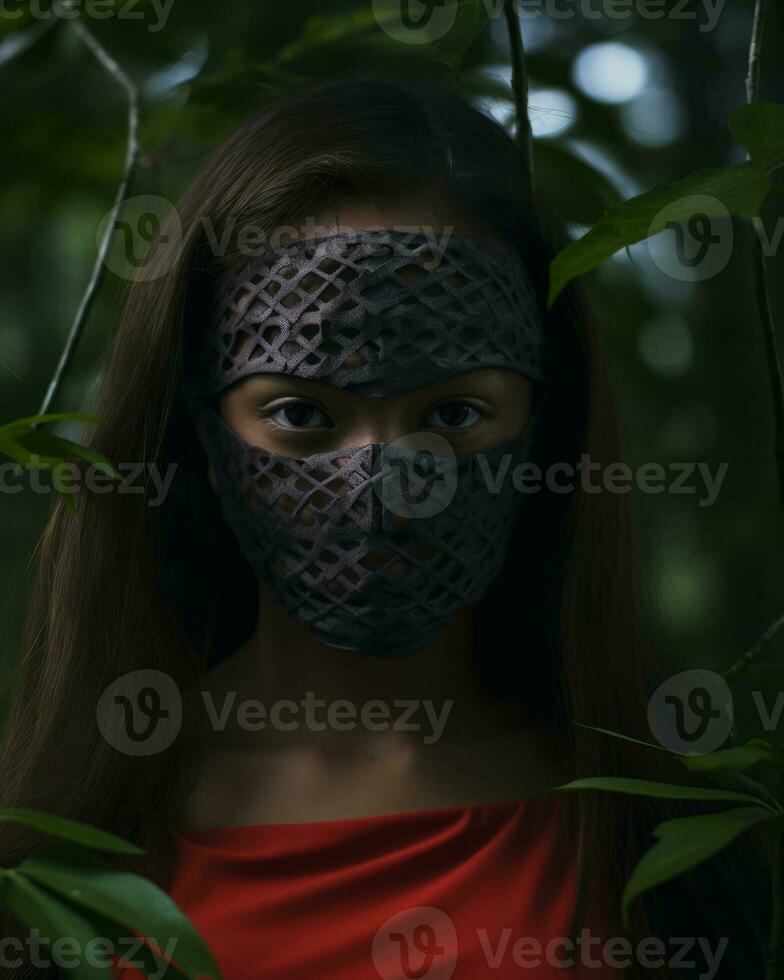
219, 196, 533, 456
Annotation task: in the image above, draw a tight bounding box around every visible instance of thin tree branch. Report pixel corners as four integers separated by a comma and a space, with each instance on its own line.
741, 0, 784, 501
724, 609, 784, 678
750, 219, 784, 498
37, 14, 139, 418
503, 0, 534, 200
745, 0, 768, 104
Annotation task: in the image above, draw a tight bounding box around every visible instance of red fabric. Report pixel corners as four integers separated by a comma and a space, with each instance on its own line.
114, 796, 614, 979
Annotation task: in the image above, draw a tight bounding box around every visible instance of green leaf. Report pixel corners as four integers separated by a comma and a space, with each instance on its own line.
18, 847, 222, 980
572, 721, 687, 755
1, 868, 183, 979
681, 742, 784, 773
748, 738, 784, 757
430, 0, 491, 71
0, 413, 120, 485
71, 904, 190, 980
551, 776, 768, 807
110, 935, 186, 980
276, 10, 391, 64
16, 431, 121, 480
0, 809, 144, 856
547, 161, 772, 306
621, 807, 780, 928
0, 412, 100, 432
0, 435, 62, 468
730, 101, 784, 179
294, 0, 491, 71
1, 870, 112, 978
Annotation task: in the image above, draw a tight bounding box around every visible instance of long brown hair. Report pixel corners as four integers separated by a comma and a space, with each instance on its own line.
0, 73, 760, 976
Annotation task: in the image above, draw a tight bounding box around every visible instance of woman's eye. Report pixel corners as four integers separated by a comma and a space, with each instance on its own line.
268, 402, 333, 429
422, 402, 482, 429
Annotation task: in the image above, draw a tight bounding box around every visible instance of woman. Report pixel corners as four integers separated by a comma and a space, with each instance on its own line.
0, 74, 764, 978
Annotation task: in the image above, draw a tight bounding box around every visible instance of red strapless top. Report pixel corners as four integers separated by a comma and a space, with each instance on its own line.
115, 795, 612, 979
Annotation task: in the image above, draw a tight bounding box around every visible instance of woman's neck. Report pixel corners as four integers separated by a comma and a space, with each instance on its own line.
199, 582, 525, 746
179, 585, 567, 829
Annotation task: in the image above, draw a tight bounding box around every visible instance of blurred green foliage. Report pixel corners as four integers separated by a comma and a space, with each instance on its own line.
1, 0, 783, 732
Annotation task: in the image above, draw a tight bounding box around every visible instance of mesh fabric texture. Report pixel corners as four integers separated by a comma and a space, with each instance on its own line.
189, 229, 545, 656
203, 408, 538, 657
188, 230, 545, 399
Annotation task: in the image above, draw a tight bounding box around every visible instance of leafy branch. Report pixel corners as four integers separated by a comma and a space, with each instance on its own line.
552, 724, 784, 977
0, 808, 222, 978
0, 8, 140, 419
546, 0, 784, 503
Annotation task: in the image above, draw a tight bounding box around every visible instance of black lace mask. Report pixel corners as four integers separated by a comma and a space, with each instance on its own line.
187, 230, 545, 656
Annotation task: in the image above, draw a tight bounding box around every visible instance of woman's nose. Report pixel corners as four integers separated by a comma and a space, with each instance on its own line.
345, 408, 409, 446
